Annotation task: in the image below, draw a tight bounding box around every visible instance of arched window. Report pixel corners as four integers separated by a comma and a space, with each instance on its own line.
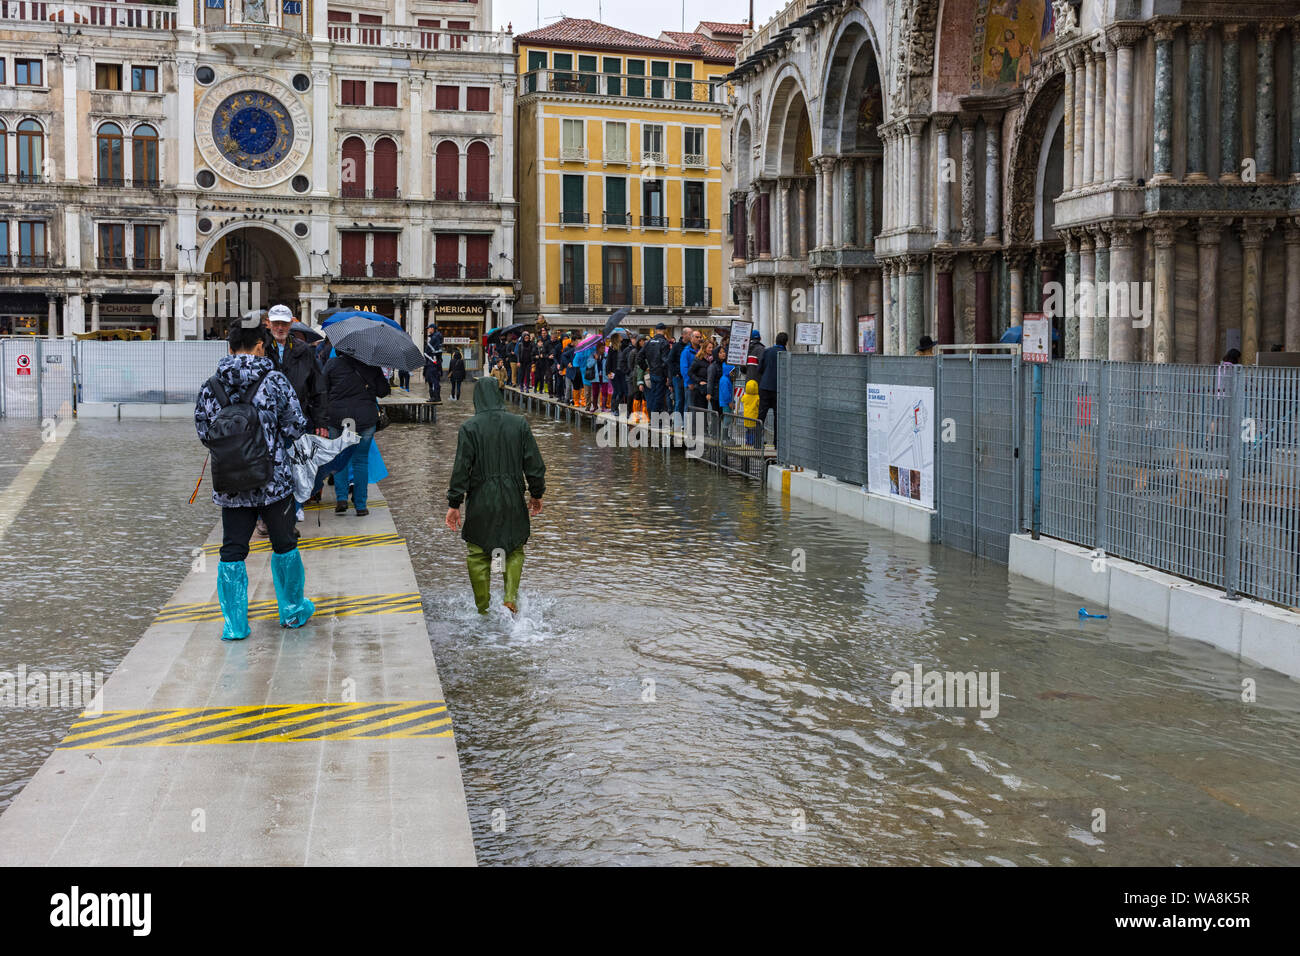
341, 136, 366, 197
132, 124, 159, 187
434, 140, 459, 200
97, 123, 124, 185
18, 119, 46, 184
372, 137, 397, 198
465, 141, 489, 202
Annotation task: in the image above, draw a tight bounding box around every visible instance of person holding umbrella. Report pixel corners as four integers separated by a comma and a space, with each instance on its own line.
448, 348, 466, 400
424, 322, 443, 403
445, 376, 546, 615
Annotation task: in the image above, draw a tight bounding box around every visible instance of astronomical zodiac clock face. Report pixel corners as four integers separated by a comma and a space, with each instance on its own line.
195, 75, 311, 187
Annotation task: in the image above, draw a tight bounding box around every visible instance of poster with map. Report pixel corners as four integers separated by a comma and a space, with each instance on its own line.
866, 383, 935, 509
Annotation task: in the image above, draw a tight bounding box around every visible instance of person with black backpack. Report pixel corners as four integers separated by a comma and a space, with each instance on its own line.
194, 323, 314, 642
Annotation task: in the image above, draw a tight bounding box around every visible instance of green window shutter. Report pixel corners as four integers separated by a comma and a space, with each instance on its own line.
605, 177, 626, 217
650, 60, 669, 98
626, 59, 645, 97
603, 57, 621, 96
563, 175, 584, 216
674, 62, 693, 101
526, 51, 546, 92
643, 248, 664, 306
684, 248, 704, 306
578, 54, 597, 93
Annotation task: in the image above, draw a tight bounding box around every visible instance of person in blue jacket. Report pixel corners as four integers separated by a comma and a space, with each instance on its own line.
678, 329, 700, 414
582, 342, 606, 411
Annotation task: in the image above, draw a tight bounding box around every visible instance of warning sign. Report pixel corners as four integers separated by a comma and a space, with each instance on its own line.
15, 353, 32, 376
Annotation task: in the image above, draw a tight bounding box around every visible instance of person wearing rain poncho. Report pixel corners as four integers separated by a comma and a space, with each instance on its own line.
445, 378, 546, 615
194, 324, 316, 641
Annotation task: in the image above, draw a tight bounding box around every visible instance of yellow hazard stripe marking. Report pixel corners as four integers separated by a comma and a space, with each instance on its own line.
154, 592, 422, 624
302, 499, 389, 511
60, 701, 452, 749
201, 533, 404, 555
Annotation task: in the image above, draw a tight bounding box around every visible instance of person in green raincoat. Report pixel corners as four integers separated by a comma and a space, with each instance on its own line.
445, 377, 546, 614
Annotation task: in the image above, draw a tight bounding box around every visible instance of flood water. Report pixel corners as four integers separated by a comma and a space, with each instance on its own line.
3, 403, 1300, 865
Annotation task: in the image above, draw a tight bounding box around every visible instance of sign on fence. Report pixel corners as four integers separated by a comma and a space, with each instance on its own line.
727, 320, 753, 366
795, 322, 822, 347
866, 383, 935, 509
1022, 312, 1051, 363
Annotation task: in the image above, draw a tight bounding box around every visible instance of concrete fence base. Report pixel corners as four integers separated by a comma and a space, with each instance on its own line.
767, 465, 933, 542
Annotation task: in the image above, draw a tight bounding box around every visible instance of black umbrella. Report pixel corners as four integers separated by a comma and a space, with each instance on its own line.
485, 321, 529, 343
290, 321, 323, 343
326, 316, 423, 371
601, 308, 631, 338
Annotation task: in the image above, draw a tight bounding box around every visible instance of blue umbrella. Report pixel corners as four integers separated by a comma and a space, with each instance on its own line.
320, 309, 404, 332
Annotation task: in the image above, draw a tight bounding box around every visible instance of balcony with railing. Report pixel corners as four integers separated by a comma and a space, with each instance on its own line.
559, 146, 588, 163
602, 211, 632, 228
432, 189, 495, 202
641, 150, 667, 168
0, 1, 177, 31
329, 24, 510, 54
433, 262, 498, 281
522, 69, 725, 105
96, 176, 126, 188
736, 0, 803, 61
559, 210, 589, 227
603, 149, 630, 166
133, 257, 162, 270
371, 259, 399, 278
684, 153, 707, 169
641, 215, 668, 229
559, 283, 713, 310
13, 254, 49, 268
97, 255, 127, 270
341, 185, 402, 200
682, 216, 710, 231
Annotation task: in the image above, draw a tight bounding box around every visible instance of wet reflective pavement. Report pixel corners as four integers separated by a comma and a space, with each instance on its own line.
4, 406, 1300, 865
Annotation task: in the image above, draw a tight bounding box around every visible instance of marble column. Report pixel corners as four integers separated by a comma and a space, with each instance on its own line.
1239, 220, 1274, 364
1078, 233, 1096, 358
1254, 22, 1282, 181
841, 160, 857, 248
1062, 49, 1076, 190
1195, 220, 1225, 363
972, 252, 994, 344
816, 269, 836, 352
737, 283, 753, 330
983, 113, 1000, 244
1152, 221, 1181, 363
1093, 229, 1110, 360
1103, 42, 1116, 184
1063, 231, 1080, 358
935, 115, 953, 244
1285, 222, 1300, 351
868, 269, 883, 351
1113, 33, 1136, 184
839, 269, 856, 354
907, 118, 924, 229
1007, 250, 1026, 335
904, 258, 924, 353
1083, 46, 1096, 185
1036, 246, 1059, 313
1072, 51, 1086, 189
862, 159, 876, 246
934, 252, 955, 344
959, 116, 976, 243
1107, 226, 1134, 360
780, 179, 794, 257
1186, 24, 1209, 180
756, 278, 774, 343
797, 180, 810, 257
887, 262, 901, 355
758, 184, 771, 257
1093, 44, 1107, 186
47, 296, 58, 339
1220, 24, 1241, 180
90, 294, 101, 333
811, 163, 825, 249
775, 277, 791, 342
1293, 25, 1300, 181
823, 159, 836, 247
1152, 22, 1176, 182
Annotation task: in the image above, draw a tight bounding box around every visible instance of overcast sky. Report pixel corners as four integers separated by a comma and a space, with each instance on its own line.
492, 0, 789, 36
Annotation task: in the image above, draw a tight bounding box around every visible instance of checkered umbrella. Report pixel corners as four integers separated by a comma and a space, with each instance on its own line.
325, 316, 423, 371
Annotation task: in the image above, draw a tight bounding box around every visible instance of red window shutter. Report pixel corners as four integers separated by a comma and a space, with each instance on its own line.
435, 141, 459, 200
341, 231, 366, 276
435, 85, 459, 110
419, 18, 439, 49
466, 87, 489, 111
327, 9, 351, 41
373, 138, 397, 198
357, 13, 381, 44
341, 136, 366, 197
466, 235, 489, 278
465, 142, 489, 201
341, 80, 363, 105
435, 234, 459, 279
372, 233, 398, 276
373, 81, 397, 107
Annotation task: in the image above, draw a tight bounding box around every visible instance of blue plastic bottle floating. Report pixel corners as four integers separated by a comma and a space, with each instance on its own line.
1078, 607, 1108, 620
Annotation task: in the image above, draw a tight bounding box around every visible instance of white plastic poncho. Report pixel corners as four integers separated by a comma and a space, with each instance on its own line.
288, 431, 360, 503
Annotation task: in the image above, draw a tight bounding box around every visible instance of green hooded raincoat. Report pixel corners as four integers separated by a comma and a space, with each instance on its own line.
447, 377, 546, 554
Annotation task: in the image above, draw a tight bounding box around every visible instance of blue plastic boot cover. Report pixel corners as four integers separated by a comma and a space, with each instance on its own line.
217, 560, 252, 642
270, 548, 315, 628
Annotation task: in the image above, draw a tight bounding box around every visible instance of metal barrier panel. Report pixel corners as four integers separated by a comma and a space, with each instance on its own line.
938, 358, 973, 555
814, 354, 870, 485
80, 341, 229, 404
776, 350, 790, 458
0, 338, 77, 420
972, 355, 1018, 563
1040, 361, 1102, 548
782, 353, 821, 473
1239, 367, 1300, 607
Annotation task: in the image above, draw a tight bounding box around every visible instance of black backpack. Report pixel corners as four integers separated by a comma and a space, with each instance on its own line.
202, 369, 275, 494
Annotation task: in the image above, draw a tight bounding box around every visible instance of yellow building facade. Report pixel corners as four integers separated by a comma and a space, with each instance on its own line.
514, 19, 740, 333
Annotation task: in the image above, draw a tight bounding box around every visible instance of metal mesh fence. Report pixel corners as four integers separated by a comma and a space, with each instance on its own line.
1240, 367, 1300, 607
79, 341, 230, 404
938, 358, 974, 555
0, 338, 77, 422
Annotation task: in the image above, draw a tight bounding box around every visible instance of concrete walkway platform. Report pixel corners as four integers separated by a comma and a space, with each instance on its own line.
0, 487, 475, 866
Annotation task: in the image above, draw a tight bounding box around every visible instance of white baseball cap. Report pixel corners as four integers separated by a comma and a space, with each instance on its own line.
268, 304, 293, 323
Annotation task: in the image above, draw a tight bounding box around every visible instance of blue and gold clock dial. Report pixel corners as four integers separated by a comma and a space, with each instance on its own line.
212, 90, 294, 171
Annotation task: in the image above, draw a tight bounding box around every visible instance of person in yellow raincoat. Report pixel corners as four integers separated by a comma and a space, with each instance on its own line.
742, 378, 761, 446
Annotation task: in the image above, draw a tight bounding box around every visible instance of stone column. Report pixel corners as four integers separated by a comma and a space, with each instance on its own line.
983, 113, 1000, 244
1093, 229, 1110, 359
841, 160, 857, 247
1152, 21, 1176, 182
868, 269, 883, 351
1293, 24, 1300, 181
1007, 249, 1027, 336
1083, 46, 1096, 185
934, 252, 955, 344
90, 294, 101, 333
1254, 22, 1283, 181
757, 183, 771, 257
960, 116, 977, 243
815, 268, 836, 352
863, 159, 876, 246
907, 118, 924, 229
1239, 219, 1274, 364
1036, 246, 1059, 312
1103, 42, 1116, 184
47, 296, 58, 339
1152, 220, 1182, 363
822, 158, 836, 246
1185, 24, 1209, 180
1093, 44, 1107, 186
1062, 49, 1076, 189
886, 262, 900, 355
1078, 233, 1096, 358
1063, 231, 1080, 357
1072, 51, 1086, 189
312, 67, 331, 195
839, 269, 856, 354
1112, 31, 1136, 184
1195, 219, 1225, 363
774, 277, 791, 342
737, 282, 753, 328
934, 114, 953, 245
1107, 226, 1134, 360
904, 257, 924, 353
797, 180, 810, 257
1220, 24, 1241, 181
780, 179, 794, 256
1285, 222, 1300, 351
972, 251, 994, 344
756, 278, 775, 343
